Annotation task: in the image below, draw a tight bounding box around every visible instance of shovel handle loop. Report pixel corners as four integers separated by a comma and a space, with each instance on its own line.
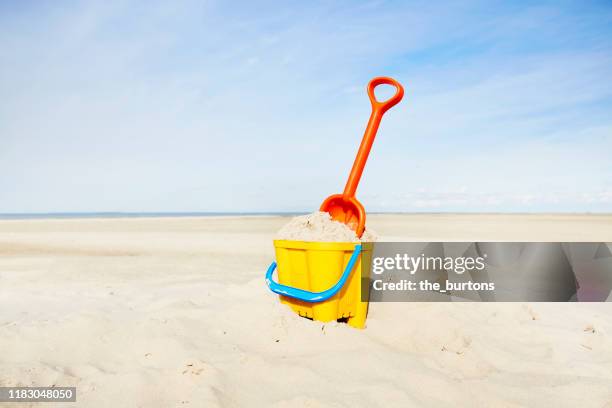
265, 244, 362, 303
367, 76, 404, 114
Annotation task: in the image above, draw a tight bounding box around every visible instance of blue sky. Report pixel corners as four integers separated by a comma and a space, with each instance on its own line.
1, 0, 611, 213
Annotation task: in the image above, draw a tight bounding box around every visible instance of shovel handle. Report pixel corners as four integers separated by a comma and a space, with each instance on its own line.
343, 77, 404, 197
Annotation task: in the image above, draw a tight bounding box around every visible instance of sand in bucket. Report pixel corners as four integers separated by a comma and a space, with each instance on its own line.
276, 211, 377, 242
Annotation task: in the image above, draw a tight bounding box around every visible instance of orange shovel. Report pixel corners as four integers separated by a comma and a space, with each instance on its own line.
320, 76, 404, 237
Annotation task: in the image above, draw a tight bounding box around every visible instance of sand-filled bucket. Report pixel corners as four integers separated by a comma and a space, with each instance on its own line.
265, 240, 373, 329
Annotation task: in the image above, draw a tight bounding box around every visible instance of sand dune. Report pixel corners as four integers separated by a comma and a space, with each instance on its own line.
0, 215, 611, 407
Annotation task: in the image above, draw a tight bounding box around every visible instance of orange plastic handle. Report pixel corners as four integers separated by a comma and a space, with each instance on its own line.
343, 77, 404, 197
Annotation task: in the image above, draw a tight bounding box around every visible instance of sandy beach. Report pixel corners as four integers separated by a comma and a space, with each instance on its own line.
1, 214, 611, 407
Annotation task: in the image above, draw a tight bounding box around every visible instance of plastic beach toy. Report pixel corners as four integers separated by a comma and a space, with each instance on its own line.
267, 240, 373, 328
320, 76, 404, 237
265, 77, 403, 329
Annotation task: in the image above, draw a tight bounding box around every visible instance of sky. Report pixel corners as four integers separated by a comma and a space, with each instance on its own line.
1, 0, 611, 213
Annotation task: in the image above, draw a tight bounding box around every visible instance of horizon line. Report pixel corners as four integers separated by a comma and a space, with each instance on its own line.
1, 211, 612, 220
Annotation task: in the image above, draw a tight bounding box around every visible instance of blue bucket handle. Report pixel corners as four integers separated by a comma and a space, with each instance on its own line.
265, 244, 362, 303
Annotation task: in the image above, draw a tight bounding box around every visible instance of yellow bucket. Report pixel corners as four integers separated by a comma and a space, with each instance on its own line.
265, 240, 373, 329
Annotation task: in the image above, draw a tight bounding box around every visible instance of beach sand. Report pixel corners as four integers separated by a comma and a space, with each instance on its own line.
0, 214, 611, 407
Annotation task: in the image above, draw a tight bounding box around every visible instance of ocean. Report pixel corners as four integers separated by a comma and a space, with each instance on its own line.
0, 212, 305, 220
